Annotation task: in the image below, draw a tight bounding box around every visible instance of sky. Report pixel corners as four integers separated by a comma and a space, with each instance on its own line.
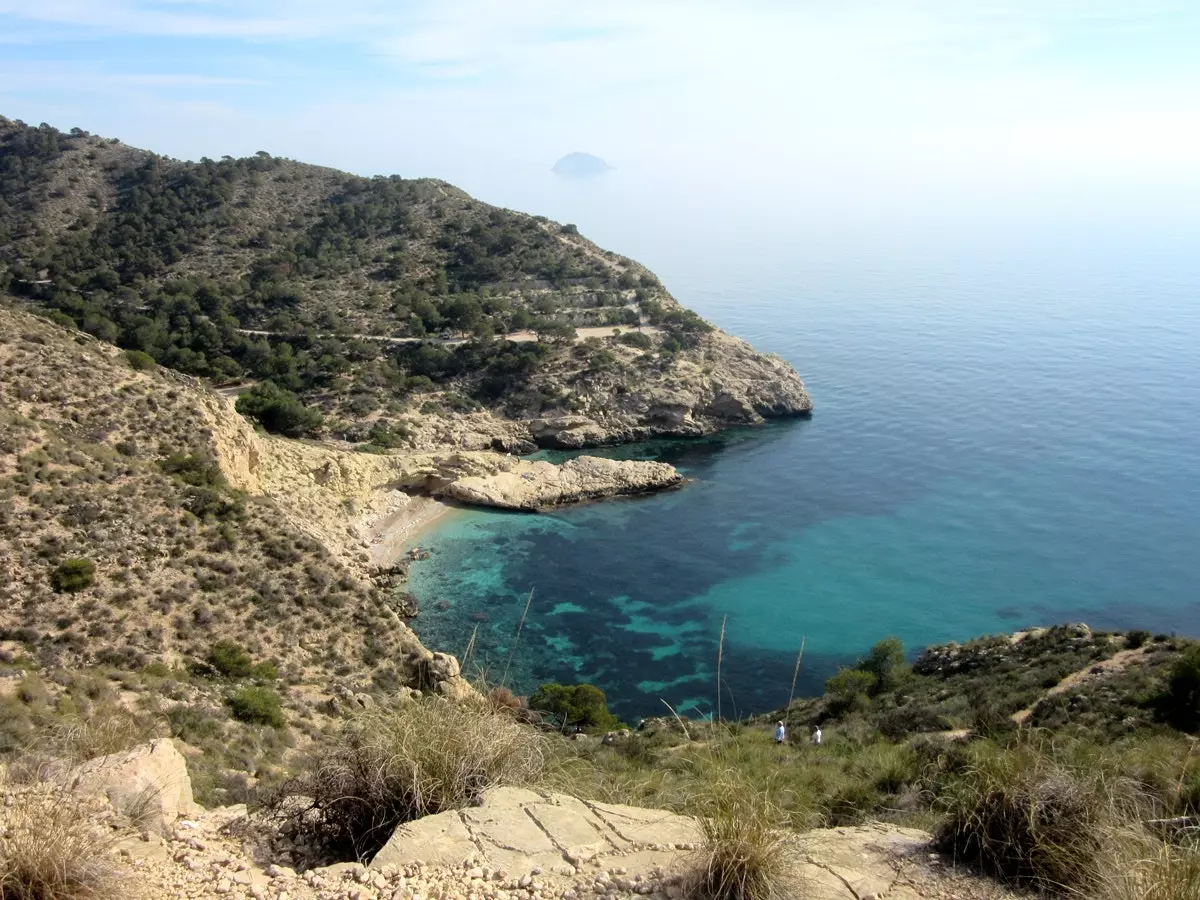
2, 1, 1200, 246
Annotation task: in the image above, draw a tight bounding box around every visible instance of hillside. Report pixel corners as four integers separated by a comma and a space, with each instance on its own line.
0, 117, 810, 450
0, 302, 429, 685
0, 300, 682, 683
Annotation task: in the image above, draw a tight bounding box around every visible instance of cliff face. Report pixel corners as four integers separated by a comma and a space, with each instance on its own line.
0, 117, 810, 451
519, 330, 811, 448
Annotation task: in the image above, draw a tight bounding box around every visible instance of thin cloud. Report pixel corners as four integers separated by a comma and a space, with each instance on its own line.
1, 1, 1198, 199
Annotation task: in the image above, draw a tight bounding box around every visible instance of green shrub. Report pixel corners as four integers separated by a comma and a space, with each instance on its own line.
235, 380, 323, 437
50, 558, 95, 593
42, 310, 78, 331
228, 686, 285, 727
268, 697, 547, 864
824, 668, 875, 714
1125, 630, 1151, 650
1156, 645, 1200, 732
123, 349, 156, 371
529, 683, 621, 732
159, 451, 224, 488
617, 331, 653, 350
207, 640, 253, 678
859, 636, 908, 696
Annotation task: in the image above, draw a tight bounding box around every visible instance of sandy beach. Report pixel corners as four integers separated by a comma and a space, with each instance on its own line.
366, 495, 459, 567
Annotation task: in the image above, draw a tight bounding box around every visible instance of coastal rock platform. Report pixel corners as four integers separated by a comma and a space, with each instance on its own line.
440, 456, 682, 510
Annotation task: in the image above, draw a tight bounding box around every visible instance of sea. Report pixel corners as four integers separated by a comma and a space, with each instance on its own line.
404, 170, 1200, 723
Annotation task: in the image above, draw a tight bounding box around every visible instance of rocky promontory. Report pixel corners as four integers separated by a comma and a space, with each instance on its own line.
0, 118, 811, 452
521, 331, 812, 448
440, 456, 682, 510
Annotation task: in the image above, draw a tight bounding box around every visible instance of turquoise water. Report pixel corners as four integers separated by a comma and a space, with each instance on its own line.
407, 233, 1200, 722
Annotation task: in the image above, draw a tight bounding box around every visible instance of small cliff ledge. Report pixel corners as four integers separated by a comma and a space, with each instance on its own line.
440, 456, 682, 510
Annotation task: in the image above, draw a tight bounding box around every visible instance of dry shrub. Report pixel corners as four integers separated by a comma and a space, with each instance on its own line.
48, 708, 152, 765
1093, 826, 1200, 900
269, 696, 548, 864
486, 686, 539, 724
7, 707, 151, 785
0, 790, 124, 900
688, 768, 799, 900
935, 745, 1112, 894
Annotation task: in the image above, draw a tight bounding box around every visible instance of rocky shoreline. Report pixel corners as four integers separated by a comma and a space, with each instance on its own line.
404, 331, 813, 453
438, 456, 683, 511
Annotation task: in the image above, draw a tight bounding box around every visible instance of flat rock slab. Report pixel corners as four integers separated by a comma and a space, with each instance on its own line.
371, 787, 699, 876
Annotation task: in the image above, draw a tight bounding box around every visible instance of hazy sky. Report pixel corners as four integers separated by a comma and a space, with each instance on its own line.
3, 1, 1200, 239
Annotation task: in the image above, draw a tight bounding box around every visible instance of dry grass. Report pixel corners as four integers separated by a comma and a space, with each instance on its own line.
0, 304, 419, 681
45, 708, 152, 767
0, 790, 124, 900
687, 767, 801, 900
269, 696, 549, 864
1093, 827, 1200, 900
935, 744, 1115, 894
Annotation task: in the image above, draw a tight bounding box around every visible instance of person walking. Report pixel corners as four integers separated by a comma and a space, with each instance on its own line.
774, 720, 786, 744
811, 725, 823, 746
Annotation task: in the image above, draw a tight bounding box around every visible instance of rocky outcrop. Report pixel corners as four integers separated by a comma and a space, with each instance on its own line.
416, 651, 474, 700
200, 401, 682, 566
441, 457, 682, 511
420, 331, 813, 451
523, 331, 812, 449
371, 786, 700, 874
913, 623, 1098, 677
66, 738, 199, 834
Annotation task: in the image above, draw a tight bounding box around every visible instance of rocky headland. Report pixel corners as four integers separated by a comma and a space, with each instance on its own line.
0, 117, 811, 452
440, 457, 682, 510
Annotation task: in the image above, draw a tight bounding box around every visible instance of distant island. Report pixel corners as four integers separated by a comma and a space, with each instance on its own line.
552, 152, 614, 178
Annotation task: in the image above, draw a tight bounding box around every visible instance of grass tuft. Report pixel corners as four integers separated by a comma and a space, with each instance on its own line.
267, 696, 548, 864
1094, 828, 1200, 900
0, 791, 124, 900
688, 767, 800, 900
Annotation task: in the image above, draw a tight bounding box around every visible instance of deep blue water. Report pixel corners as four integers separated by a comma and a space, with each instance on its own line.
406, 208, 1200, 723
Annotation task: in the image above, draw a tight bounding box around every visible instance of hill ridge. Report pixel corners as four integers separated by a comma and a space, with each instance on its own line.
0, 115, 810, 452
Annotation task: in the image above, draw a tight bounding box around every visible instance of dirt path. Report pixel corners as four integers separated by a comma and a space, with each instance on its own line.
239, 326, 660, 346
1011, 647, 1148, 725
506, 325, 661, 343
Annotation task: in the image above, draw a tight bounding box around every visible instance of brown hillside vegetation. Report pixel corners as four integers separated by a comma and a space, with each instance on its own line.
0, 301, 426, 683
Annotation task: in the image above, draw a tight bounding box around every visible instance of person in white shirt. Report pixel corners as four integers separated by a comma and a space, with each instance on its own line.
811, 725, 823, 746
774, 720, 786, 743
